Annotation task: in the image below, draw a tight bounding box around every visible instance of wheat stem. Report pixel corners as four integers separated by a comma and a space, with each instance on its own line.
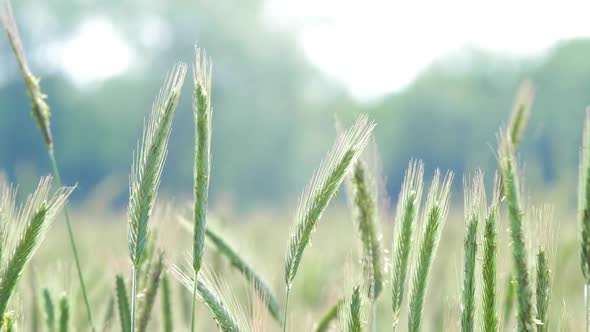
49, 150, 96, 332
161, 274, 173, 332
282, 288, 291, 332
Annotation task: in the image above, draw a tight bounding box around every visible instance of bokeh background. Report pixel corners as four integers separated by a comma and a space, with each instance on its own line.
2, 0, 588, 210
1, 1, 590, 330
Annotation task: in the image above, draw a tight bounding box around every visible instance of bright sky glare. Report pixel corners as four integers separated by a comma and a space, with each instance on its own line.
266, 0, 590, 99
61, 18, 133, 85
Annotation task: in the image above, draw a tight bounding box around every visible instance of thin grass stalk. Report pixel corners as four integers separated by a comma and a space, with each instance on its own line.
58, 294, 69, 332
314, 299, 343, 332
191, 47, 213, 332
161, 274, 173, 332
43, 288, 55, 332
115, 275, 131, 332
204, 227, 281, 322
408, 171, 453, 332
347, 286, 362, 332
283, 116, 374, 331
580, 109, 590, 332
0, 179, 72, 329
137, 251, 164, 332
535, 250, 550, 332
461, 174, 483, 332
391, 160, 424, 331
498, 132, 533, 331
482, 177, 500, 332
0, 4, 96, 329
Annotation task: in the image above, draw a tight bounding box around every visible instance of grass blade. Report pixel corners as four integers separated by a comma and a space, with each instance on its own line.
408, 170, 453, 332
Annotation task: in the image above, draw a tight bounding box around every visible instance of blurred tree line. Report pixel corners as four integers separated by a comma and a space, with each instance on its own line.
1, 0, 589, 209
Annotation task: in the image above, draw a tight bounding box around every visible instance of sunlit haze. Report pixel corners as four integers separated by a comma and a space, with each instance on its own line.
267, 0, 590, 99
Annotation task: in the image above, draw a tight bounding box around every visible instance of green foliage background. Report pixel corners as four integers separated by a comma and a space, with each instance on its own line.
1, 0, 588, 208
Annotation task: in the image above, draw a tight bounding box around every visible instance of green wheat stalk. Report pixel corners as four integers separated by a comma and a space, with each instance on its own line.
482, 176, 500, 332
498, 131, 534, 332
0, 3, 96, 329
115, 275, 131, 332
127, 63, 186, 332
191, 47, 214, 332
461, 173, 483, 332
283, 115, 374, 331
161, 273, 174, 332
579, 108, 590, 332
43, 288, 55, 332
314, 299, 343, 332
391, 160, 424, 330
137, 251, 164, 332
0, 178, 73, 329
58, 294, 69, 332
408, 170, 453, 332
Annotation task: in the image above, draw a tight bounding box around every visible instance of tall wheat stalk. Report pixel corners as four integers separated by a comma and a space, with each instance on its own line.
580, 108, 590, 332
0, 178, 73, 328
391, 160, 424, 331
347, 159, 383, 331
0, 2, 95, 329
127, 63, 186, 332
461, 173, 484, 332
283, 115, 374, 331
408, 170, 453, 332
498, 131, 533, 332
191, 47, 213, 332
161, 274, 174, 332
314, 299, 343, 332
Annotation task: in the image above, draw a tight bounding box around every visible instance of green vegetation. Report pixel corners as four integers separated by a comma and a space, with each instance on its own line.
2, 1, 590, 331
